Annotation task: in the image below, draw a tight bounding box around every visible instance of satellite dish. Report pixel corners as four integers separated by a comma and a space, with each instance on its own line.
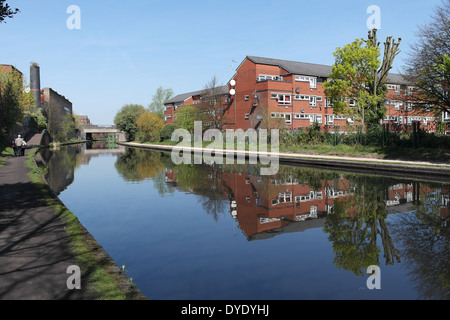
229, 89, 236, 96
230, 80, 236, 87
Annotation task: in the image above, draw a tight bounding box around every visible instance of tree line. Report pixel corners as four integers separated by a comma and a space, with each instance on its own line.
114, 76, 228, 143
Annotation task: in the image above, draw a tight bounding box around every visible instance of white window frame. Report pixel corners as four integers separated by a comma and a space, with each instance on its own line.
295, 75, 317, 89
259, 74, 283, 81
326, 115, 334, 125
405, 102, 413, 112
394, 101, 403, 111
443, 111, 450, 122
271, 93, 292, 106
294, 94, 310, 101
387, 84, 400, 95
348, 99, 356, 107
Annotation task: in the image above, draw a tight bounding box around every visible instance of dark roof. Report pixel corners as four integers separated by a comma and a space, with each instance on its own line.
165, 85, 229, 105
246, 55, 411, 84
247, 56, 332, 78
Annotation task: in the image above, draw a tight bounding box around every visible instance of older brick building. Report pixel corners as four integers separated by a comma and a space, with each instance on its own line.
164, 55, 450, 133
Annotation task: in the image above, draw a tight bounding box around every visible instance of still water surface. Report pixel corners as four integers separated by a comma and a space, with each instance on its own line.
38, 142, 450, 300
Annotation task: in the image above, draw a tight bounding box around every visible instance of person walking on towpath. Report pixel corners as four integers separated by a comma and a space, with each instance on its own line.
14, 135, 26, 157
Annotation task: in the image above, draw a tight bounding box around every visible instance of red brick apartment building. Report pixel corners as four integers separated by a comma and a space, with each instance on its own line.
164, 56, 450, 133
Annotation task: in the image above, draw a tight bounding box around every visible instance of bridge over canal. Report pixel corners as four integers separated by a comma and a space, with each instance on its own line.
81, 125, 126, 141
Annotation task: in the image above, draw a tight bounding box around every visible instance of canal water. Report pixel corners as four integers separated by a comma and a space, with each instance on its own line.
37, 142, 450, 300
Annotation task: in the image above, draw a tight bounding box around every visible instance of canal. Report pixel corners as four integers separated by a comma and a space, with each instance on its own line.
37, 142, 450, 300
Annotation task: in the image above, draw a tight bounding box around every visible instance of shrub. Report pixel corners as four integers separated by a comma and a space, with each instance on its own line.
136, 111, 164, 142
160, 123, 178, 141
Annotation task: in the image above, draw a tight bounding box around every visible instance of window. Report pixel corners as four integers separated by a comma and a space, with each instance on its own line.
405, 102, 413, 112
443, 111, 450, 122
326, 115, 334, 125
258, 74, 283, 81
407, 86, 414, 96
294, 94, 310, 101
310, 96, 317, 107
387, 84, 400, 95
393, 101, 403, 111
348, 99, 356, 107
245, 95, 249, 101
294, 113, 312, 120
271, 93, 291, 105
285, 114, 292, 125
245, 114, 250, 120
295, 75, 317, 89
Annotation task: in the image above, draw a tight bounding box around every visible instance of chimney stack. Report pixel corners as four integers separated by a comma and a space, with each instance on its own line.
30, 63, 41, 110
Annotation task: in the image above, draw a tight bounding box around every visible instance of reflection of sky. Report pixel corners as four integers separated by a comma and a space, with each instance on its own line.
57, 150, 434, 300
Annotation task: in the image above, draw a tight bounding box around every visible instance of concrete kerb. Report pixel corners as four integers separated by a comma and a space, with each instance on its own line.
118, 142, 450, 183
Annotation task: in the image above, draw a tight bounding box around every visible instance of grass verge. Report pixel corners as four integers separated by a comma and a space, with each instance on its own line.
25, 147, 147, 300
130, 139, 450, 163
0, 146, 14, 167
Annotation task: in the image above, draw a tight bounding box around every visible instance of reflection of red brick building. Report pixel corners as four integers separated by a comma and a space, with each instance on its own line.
165, 166, 449, 240
163, 56, 449, 133
220, 170, 356, 239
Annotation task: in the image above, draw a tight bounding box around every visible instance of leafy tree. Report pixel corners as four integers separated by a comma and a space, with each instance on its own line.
149, 87, 173, 119
31, 108, 48, 131
114, 104, 145, 141
324, 38, 381, 128
404, 0, 450, 115
136, 111, 164, 142
174, 105, 203, 133
324, 30, 401, 129
0, 67, 34, 143
0, 0, 19, 23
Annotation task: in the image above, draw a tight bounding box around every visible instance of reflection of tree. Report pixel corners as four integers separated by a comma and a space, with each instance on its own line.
197, 170, 228, 221
168, 163, 228, 221
152, 172, 175, 197
115, 148, 164, 182
323, 175, 401, 276
41, 144, 80, 195
390, 190, 450, 300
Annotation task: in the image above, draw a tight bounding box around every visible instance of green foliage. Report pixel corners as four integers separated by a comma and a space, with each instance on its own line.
136, 111, 164, 142
0, 67, 35, 143
174, 105, 203, 132
0, 1, 19, 23
32, 108, 48, 131
159, 123, 178, 141
114, 104, 146, 142
324, 38, 383, 127
148, 87, 173, 120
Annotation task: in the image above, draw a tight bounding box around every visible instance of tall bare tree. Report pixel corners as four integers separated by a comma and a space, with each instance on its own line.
403, 0, 450, 115
199, 75, 228, 130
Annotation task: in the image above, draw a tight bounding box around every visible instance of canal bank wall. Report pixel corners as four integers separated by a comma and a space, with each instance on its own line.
118, 142, 450, 183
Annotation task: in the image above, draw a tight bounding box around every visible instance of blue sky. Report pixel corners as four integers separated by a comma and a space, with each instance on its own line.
1, 0, 443, 125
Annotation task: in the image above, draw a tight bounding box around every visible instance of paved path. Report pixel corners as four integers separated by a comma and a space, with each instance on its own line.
0, 154, 95, 300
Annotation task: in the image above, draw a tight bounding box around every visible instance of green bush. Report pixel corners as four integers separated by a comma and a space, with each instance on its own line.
160, 123, 179, 141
